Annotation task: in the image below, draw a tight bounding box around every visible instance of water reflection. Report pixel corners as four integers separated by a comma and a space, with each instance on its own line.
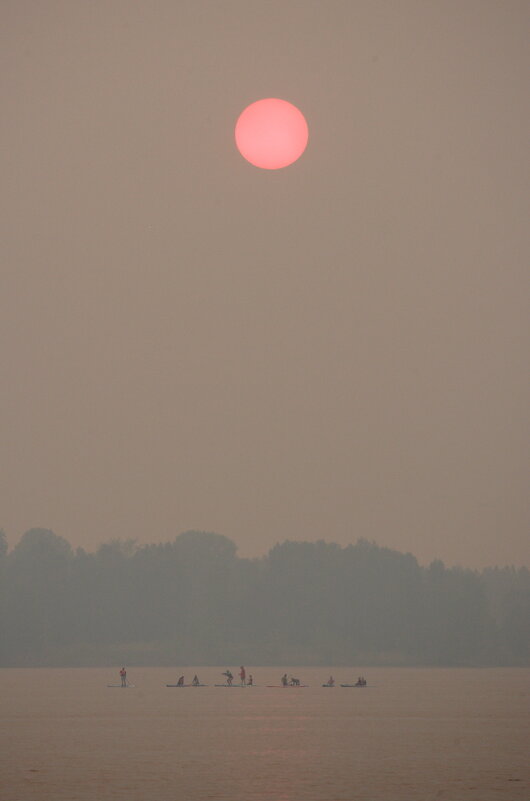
1, 667, 527, 801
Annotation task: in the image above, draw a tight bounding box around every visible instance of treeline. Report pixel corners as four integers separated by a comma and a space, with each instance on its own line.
0, 528, 528, 667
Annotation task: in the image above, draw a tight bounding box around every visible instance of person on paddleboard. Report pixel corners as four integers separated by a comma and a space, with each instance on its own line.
281, 673, 288, 687
327, 675, 335, 686
223, 670, 233, 686
177, 675, 185, 687
247, 674, 253, 686
192, 674, 200, 686
120, 667, 127, 687
239, 666, 246, 685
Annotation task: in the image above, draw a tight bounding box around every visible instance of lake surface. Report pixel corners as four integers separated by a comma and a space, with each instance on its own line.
0, 667, 528, 800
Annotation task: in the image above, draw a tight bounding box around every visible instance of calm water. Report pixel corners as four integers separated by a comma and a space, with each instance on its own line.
0, 667, 528, 800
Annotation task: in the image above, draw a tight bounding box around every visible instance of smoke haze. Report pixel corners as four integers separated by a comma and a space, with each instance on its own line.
1, 1, 528, 568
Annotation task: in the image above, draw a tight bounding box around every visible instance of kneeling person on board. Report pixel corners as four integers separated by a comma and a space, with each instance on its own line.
247, 674, 253, 686
177, 675, 185, 687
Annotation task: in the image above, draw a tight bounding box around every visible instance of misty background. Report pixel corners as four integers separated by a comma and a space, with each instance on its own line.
0, 528, 528, 668
1, 1, 529, 572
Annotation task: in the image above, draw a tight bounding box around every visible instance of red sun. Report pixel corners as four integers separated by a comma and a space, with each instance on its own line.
235, 98, 308, 170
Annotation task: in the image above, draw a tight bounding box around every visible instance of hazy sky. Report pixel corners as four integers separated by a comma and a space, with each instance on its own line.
1, 0, 528, 568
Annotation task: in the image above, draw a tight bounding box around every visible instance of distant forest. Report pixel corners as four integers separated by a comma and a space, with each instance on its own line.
0, 528, 528, 667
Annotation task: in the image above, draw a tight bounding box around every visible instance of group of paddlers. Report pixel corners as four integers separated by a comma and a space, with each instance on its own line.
222, 666, 253, 685
176, 674, 201, 686
324, 675, 367, 687
117, 667, 368, 687
281, 673, 301, 686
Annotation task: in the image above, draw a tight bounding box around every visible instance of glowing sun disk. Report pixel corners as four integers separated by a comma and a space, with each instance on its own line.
235, 98, 308, 169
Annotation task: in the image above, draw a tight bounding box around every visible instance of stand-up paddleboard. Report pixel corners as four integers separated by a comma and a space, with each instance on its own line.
107, 683, 135, 688
166, 684, 208, 687
340, 684, 368, 688
214, 683, 249, 687
322, 684, 335, 687
265, 684, 309, 688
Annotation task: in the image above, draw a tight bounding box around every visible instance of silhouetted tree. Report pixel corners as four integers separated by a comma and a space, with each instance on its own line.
0, 528, 526, 667
3, 529, 73, 662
